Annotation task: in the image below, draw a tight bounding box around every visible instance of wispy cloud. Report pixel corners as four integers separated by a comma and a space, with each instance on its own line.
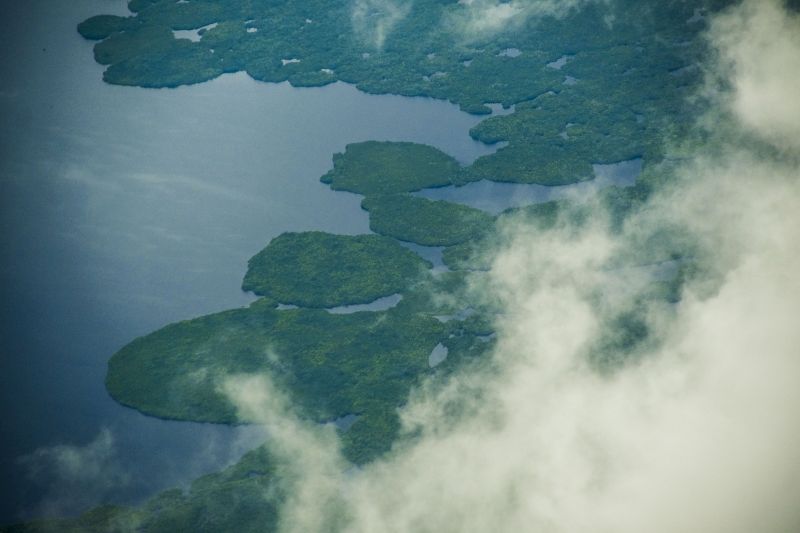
446, 0, 606, 39
221, 1, 800, 531
19, 429, 130, 519
220, 374, 348, 532
351, 0, 413, 50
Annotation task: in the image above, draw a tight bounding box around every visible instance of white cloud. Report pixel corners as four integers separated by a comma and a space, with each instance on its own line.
448, 0, 604, 38
222, 1, 800, 531
707, 0, 800, 152
351, 0, 413, 50
220, 375, 347, 532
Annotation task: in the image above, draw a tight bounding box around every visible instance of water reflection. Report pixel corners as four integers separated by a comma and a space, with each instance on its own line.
428, 343, 449, 368
326, 294, 403, 314
498, 48, 522, 58
398, 242, 448, 272
172, 23, 218, 43
328, 414, 360, 431
546, 54, 573, 70
0, 0, 501, 523
415, 158, 643, 215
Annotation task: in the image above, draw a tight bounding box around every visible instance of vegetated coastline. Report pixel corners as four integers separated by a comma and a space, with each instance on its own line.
3, 0, 716, 530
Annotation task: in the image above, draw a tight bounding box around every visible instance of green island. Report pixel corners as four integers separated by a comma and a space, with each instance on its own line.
362, 194, 494, 247
5, 0, 725, 531
106, 295, 451, 463
320, 141, 461, 195
241, 231, 431, 307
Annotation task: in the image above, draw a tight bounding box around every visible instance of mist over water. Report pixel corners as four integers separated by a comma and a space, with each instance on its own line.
0, 0, 499, 523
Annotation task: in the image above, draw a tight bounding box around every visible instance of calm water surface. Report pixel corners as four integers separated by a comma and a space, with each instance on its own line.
0, 0, 498, 523
416, 158, 643, 214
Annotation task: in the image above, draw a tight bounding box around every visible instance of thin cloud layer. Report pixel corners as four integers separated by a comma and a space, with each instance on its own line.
19, 429, 130, 519
707, 0, 800, 151
351, 0, 413, 49
447, 0, 604, 38
222, 1, 800, 531
220, 375, 348, 532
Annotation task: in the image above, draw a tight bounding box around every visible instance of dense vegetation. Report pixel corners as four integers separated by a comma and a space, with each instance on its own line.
5, 446, 280, 533
241, 231, 430, 307
320, 141, 461, 195
1, 0, 726, 530
362, 194, 494, 246
77, 0, 711, 186
438, 200, 569, 270
105, 294, 458, 463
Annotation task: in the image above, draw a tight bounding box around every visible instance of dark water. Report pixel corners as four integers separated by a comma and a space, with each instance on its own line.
0, 0, 500, 523
399, 242, 448, 272
326, 294, 403, 314
415, 158, 643, 215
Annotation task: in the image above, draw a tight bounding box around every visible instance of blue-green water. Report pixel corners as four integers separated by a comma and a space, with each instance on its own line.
0, 0, 499, 523
0, 0, 646, 523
